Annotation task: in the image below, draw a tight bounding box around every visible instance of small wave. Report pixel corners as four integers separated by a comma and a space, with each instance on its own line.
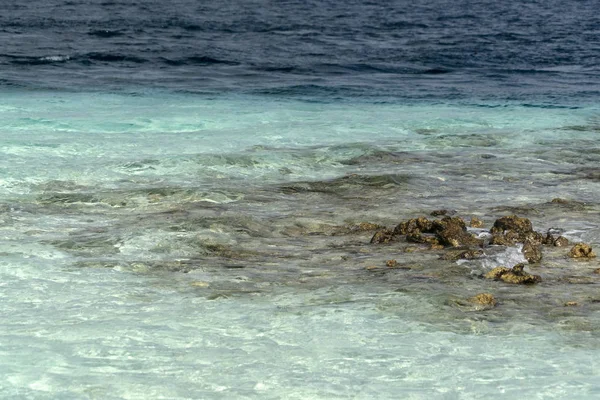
161, 56, 239, 66
422, 67, 452, 75
85, 53, 148, 63
253, 65, 299, 73
382, 21, 429, 29
7, 55, 70, 65
87, 29, 125, 38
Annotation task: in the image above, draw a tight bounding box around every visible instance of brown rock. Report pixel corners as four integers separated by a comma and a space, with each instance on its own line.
490, 215, 533, 236
370, 229, 395, 244
490, 231, 520, 246
523, 231, 544, 246
522, 239, 542, 263
543, 231, 569, 247
406, 232, 440, 245
393, 217, 432, 236
485, 266, 511, 280
568, 243, 596, 259
430, 209, 448, 216
564, 301, 578, 307
441, 249, 484, 261
554, 236, 569, 247
543, 232, 556, 245
431, 216, 482, 247
386, 259, 398, 268
469, 217, 484, 228
349, 222, 385, 232
469, 293, 497, 307
489, 215, 543, 246
484, 263, 541, 284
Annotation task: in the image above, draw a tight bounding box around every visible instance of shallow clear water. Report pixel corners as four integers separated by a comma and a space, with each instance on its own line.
2, 91, 600, 398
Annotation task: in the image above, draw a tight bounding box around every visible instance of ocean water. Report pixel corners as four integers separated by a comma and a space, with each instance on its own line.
2, 0, 600, 398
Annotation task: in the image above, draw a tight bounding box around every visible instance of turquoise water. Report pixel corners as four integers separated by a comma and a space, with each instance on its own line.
2, 91, 600, 398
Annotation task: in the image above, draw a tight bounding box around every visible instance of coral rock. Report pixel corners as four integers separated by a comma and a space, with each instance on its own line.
568, 243, 597, 259
485, 263, 541, 284
489, 215, 543, 246
406, 232, 440, 245
432, 216, 482, 247
554, 236, 569, 247
469, 293, 497, 307
469, 217, 484, 228
393, 217, 432, 236
522, 238, 542, 263
370, 229, 395, 244
441, 249, 484, 261
485, 267, 511, 280
430, 209, 448, 216
491, 215, 533, 235
349, 222, 385, 232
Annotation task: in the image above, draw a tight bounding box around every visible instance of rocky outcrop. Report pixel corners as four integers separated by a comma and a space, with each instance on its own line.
489, 215, 544, 263
490, 215, 543, 246
374, 215, 482, 248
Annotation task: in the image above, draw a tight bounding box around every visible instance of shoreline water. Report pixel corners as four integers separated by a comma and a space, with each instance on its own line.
2, 87, 600, 399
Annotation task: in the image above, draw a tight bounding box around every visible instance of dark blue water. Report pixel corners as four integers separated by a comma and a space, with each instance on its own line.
2, 0, 600, 102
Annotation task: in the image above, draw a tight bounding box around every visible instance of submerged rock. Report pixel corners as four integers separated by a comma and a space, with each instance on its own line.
568, 243, 597, 259
430, 209, 448, 217
468, 293, 497, 307
469, 217, 484, 228
441, 249, 483, 261
347, 222, 385, 233
485, 263, 542, 284
485, 266, 511, 280
370, 228, 395, 244
406, 231, 440, 245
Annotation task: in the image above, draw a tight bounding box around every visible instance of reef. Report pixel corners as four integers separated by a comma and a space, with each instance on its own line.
370, 213, 593, 268
364, 212, 600, 297
372, 215, 483, 248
